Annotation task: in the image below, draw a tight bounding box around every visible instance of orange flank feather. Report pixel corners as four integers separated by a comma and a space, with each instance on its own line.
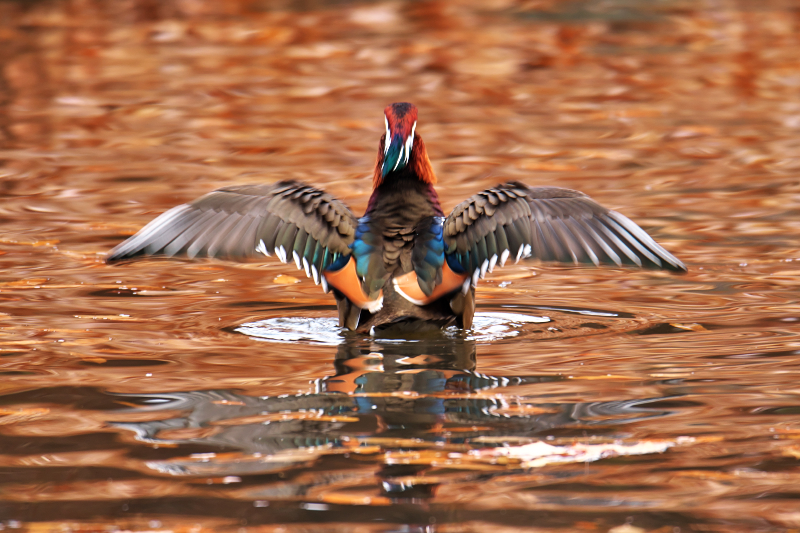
392, 261, 468, 306
323, 257, 383, 312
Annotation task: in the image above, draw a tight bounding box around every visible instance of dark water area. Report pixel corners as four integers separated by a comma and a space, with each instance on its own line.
1, 0, 800, 531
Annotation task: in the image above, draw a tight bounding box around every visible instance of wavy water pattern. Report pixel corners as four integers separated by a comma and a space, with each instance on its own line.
1, 0, 800, 531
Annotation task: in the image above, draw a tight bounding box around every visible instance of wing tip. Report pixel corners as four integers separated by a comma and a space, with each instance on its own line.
664, 257, 688, 273
105, 245, 137, 264
606, 211, 687, 273
105, 253, 124, 265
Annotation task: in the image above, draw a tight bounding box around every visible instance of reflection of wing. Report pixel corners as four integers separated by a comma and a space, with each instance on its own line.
107, 181, 357, 284
444, 181, 686, 282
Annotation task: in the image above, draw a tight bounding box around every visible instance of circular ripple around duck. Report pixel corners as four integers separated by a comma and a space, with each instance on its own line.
235, 312, 551, 346
236, 316, 342, 345
460, 312, 550, 342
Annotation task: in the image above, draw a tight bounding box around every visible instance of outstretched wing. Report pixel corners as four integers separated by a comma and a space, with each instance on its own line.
107, 180, 357, 285
443, 181, 686, 284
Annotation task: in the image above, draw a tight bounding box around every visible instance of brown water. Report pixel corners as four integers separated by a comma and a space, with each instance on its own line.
1, 0, 800, 531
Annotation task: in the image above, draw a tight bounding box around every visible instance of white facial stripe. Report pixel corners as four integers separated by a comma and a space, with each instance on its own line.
385, 118, 416, 170
403, 121, 416, 165
393, 145, 404, 171
384, 115, 391, 155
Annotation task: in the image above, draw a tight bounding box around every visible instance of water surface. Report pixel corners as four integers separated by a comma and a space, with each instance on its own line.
1, 0, 800, 531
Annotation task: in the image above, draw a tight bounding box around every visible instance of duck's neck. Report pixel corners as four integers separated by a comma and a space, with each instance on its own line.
366, 172, 444, 219
367, 134, 442, 218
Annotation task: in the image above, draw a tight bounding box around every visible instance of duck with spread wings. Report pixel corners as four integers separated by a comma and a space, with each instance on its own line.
107, 103, 686, 333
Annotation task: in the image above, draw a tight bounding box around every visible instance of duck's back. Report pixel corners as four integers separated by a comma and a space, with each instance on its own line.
364, 174, 444, 275
347, 174, 461, 332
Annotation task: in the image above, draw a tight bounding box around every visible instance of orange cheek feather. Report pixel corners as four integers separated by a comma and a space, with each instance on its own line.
392, 261, 469, 306
323, 257, 383, 311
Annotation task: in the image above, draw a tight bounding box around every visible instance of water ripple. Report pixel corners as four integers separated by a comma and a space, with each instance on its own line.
236, 312, 551, 345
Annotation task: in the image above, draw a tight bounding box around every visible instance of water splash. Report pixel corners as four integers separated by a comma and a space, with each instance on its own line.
235, 312, 550, 345
236, 316, 344, 345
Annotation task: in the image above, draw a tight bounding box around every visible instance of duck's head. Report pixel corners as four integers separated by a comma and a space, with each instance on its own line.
375, 103, 435, 187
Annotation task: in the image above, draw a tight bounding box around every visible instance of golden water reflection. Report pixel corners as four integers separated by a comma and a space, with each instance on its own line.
2, 0, 800, 531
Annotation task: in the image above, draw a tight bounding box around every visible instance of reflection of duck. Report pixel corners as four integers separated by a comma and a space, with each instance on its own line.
322, 334, 479, 396
107, 103, 686, 332
113, 335, 676, 495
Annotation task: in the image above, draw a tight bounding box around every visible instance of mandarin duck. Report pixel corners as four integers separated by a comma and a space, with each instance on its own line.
108, 103, 686, 333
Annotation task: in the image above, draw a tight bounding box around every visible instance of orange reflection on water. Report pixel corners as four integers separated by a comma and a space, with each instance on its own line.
1, 0, 800, 531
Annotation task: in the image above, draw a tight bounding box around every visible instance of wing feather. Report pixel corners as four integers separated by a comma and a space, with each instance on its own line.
206, 213, 248, 258
444, 181, 685, 287
107, 181, 357, 283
